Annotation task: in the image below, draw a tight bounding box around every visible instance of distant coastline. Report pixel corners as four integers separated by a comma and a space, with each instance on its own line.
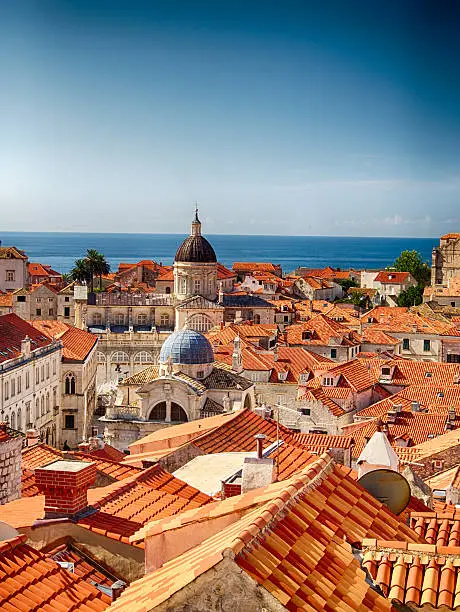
0, 231, 437, 274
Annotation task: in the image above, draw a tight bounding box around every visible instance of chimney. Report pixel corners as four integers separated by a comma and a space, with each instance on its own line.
232, 335, 243, 373
273, 346, 278, 362
21, 336, 31, 357
88, 436, 99, 452
241, 434, 275, 493
35, 460, 96, 519
110, 580, 127, 602
78, 441, 91, 453
356, 428, 399, 480
255, 433, 266, 459
26, 428, 40, 447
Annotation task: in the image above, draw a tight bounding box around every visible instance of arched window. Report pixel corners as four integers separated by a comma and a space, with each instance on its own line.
113, 313, 125, 325
134, 351, 153, 364
65, 373, 76, 394
160, 313, 170, 327
4, 381, 8, 401
253, 314, 261, 324
96, 352, 106, 363
41, 396, 45, 416
10, 411, 15, 430
171, 403, 188, 422
46, 392, 50, 413
149, 402, 166, 421
111, 351, 129, 363
186, 314, 212, 332
35, 399, 40, 420
93, 312, 103, 325
17, 407, 22, 431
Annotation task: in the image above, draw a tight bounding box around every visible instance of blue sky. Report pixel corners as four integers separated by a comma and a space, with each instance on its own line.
1, 0, 460, 236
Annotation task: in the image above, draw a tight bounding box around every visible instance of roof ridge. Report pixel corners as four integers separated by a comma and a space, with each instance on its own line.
227, 453, 334, 555
0, 534, 27, 554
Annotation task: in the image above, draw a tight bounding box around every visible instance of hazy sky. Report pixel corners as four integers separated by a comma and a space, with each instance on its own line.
1, 1, 460, 236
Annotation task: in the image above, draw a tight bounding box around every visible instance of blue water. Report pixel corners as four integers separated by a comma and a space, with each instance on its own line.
0, 232, 437, 274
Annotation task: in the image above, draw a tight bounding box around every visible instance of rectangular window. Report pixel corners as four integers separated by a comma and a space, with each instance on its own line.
25, 371, 30, 389
53, 359, 56, 375
64, 306, 70, 317
36, 308, 41, 316
330, 348, 337, 359
11, 379, 15, 397
403, 338, 410, 350
41, 365, 44, 382
4, 382, 9, 400
17, 376, 21, 393
46, 363, 49, 379
65, 296, 70, 302
6, 270, 15, 282
447, 354, 460, 363
48, 309, 54, 316
64, 414, 75, 429
424, 339, 431, 352
35, 368, 40, 384
36, 298, 42, 303
17, 295, 26, 303
194, 279, 201, 293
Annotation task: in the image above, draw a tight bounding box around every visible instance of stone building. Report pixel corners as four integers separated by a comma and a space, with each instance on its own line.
0, 245, 29, 293
0, 313, 62, 445
100, 329, 255, 450
0, 424, 22, 505
31, 320, 98, 449
432, 233, 460, 285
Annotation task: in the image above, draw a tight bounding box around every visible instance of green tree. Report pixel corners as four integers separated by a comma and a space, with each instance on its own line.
335, 278, 358, 293
397, 285, 423, 307
349, 289, 368, 309
392, 250, 431, 286
70, 259, 91, 284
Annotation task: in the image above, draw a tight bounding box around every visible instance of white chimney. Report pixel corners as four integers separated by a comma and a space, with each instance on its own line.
241, 434, 275, 493
357, 429, 399, 479
232, 335, 243, 373
26, 429, 40, 448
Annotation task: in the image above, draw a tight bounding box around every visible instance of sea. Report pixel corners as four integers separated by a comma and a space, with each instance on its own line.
0, 232, 438, 275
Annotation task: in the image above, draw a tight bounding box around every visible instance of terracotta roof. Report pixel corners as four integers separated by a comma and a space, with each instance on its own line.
395, 428, 460, 463
216, 262, 236, 279
0, 292, 13, 307
232, 262, 281, 273
374, 271, 412, 284
110, 454, 420, 611
361, 328, 400, 345
306, 358, 377, 393
83, 444, 126, 463
344, 412, 459, 459
441, 233, 460, 240
31, 320, 97, 362
48, 542, 122, 588
285, 314, 361, 347
293, 432, 354, 449
363, 538, 460, 609
79, 464, 212, 543
190, 408, 295, 454
364, 309, 460, 336
357, 386, 460, 419
425, 466, 460, 493
22, 442, 62, 470
0, 246, 27, 259
0, 313, 55, 364
128, 412, 237, 456
0, 534, 110, 611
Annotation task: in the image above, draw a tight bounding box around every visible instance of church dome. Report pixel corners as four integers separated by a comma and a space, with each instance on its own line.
174, 209, 217, 263
159, 329, 214, 365
175, 235, 217, 263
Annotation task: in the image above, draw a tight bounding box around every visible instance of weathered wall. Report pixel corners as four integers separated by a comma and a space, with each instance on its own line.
153, 554, 286, 612
0, 435, 22, 504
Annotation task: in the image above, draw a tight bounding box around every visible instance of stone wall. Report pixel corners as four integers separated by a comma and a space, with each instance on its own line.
0, 431, 22, 505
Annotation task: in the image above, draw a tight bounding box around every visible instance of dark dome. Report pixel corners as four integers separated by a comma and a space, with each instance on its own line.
175, 235, 217, 263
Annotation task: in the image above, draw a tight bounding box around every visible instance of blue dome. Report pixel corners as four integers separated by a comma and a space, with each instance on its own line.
159, 329, 214, 365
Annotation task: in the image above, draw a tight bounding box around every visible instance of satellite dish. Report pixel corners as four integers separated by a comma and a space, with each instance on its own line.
357, 469, 411, 515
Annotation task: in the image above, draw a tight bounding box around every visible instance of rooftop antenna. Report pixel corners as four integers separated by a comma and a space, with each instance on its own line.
194, 201, 199, 222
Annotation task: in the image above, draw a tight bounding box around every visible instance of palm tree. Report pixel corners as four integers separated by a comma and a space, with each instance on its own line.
95, 253, 111, 290
71, 259, 91, 284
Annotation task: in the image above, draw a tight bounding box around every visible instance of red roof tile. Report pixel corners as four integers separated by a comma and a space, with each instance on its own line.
0, 534, 110, 611
31, 320, 97, 362
0, 313, 55, 364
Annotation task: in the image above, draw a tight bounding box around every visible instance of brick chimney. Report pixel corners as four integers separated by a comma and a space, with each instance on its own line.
35, 460, 96, 518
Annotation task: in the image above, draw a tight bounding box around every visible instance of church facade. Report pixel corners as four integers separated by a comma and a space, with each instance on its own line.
86, 211, 275, 385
